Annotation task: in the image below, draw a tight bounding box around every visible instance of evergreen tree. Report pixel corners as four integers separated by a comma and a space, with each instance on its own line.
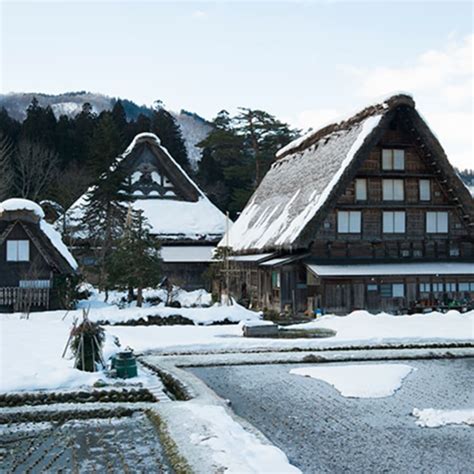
81, 160, 131, 297
111, 99, 128, 147
0, 132, 15, 200
235, 108, 298, 185
106, 210, 162, 307
0, 107, 21, 143
87, 112, 123, 177
74, 102, 97, 167
197, 110, 253, 216
21, 98, 58, 148
150, 103, 189, 169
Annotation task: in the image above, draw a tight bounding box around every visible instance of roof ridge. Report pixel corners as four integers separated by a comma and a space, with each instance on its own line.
276, 94, 415, 160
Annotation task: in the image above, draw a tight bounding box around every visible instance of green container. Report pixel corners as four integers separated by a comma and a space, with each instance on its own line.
112, 351, 138, 378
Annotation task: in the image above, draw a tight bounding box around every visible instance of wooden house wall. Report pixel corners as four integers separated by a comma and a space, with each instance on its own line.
0, 223, 53, 287
310, 123, 473, 261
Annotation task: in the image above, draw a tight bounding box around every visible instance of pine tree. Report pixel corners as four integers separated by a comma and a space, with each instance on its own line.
0, 132, 15, 200
111, 99, 128, 147
106, 210, 162, 307
197, 110, 253, 216
150, 103, 189, 169
21, 98, 57, 148
87, 112, 123, 178
74, 102, 97, 167
81, 159, 131, 297
235, 108, 299, 185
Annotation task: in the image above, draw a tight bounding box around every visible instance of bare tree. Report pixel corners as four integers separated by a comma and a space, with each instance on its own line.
0, 132, 15, 200
15, 139, 59, 201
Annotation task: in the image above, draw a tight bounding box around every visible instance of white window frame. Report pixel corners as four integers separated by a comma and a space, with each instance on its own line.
382, 149, 405, 170
6, 240, 30, 262
355, 178, 367, 201
446, 283, 457, 292
419, 283, 431, 293
337, 211, 361, 234
426, 212, 448, 233
382, 179, 404, 201
392, 283, 405, 298
383, 211, 405, 233
419, 179, 431, 201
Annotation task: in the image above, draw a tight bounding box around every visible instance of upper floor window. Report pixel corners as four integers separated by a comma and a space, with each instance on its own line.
419, 179, 431, 201
383, 179, 404, 201
383, 211, 405, 233
355, 179, 367, 201
337, 211, 361, 233
426, 212, 448, 233
6, 240, 30, 262
382, 149, 405, 170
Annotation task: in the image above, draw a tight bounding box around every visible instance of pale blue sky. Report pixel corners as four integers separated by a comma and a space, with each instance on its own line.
1, 1, 473, 167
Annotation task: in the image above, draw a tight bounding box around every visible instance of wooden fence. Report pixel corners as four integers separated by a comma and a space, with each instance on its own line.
0, 287, 50, 310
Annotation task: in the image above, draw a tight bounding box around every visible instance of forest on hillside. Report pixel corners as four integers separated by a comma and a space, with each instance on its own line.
0, 98, 298, 217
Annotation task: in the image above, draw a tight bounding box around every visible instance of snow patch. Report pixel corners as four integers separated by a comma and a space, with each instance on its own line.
412, 408, 474, 427
290, 363, 414, 398
184, 403, 300, 473
0, 198, 45, 218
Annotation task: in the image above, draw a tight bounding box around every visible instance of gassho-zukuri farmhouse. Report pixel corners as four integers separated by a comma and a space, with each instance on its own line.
219, 94, 474, 314
64, 132, 227, 290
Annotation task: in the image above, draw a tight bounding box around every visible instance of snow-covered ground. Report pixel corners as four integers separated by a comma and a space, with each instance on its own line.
1, 306, 472, 394
412, 408, 474, 427
181, 403, 300, 473
290, 363, 414, 398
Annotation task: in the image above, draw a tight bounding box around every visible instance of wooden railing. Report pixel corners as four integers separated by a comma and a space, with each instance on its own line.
0, 287, 50, 310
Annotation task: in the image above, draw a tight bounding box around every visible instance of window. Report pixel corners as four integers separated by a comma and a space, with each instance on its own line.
426, 212, 448, 233
337, 211, 361, 233
449, 247, 460, 257
355, 179, 367, 201
6, 240, 29, 262
381, 283, 404, 297
432, 283, 444, 293
419, 283, 431, 292
446, 283, 457, 292
413, 249, 423, 257
419, 179, 431, 201
383, 179, 404, 200
459, 282, 470, 292
382, 149, 405, 170
19, 280, 51, 289
367, 284, 378, 291
383, 211, 405, 233
272, 271, 280, 288
401, 249, 410, 257
392, 284, 405, 298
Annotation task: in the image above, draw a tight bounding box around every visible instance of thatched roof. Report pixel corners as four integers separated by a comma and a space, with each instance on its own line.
221, 94, 473, 253
0, 198, 78, 274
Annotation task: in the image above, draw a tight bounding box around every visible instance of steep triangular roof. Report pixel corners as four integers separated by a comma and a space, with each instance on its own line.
67, 133, 227, 242
0, 198, 78, 273
221, 94, 474, 253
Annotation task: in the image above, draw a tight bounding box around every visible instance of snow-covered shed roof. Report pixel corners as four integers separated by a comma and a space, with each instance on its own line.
66, 133, 228, 242
0, 198, 78, 271
306, 262, 474, 277
220, 94, 474, 253
161, 245, 215, 263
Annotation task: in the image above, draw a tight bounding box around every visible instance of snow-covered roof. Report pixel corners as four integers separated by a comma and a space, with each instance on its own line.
66, 133, 228, 242
0, 198, 45, 219
0, 198, 78, 271
306, 262, 474, 277
220, 94, 473, 253
161, 245, 215, 263
228, 253, 275, 263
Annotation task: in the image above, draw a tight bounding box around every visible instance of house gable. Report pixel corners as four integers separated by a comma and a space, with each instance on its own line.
298, 105, 474, 257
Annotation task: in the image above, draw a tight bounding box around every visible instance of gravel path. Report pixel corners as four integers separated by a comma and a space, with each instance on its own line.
190, 358, 474, 473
